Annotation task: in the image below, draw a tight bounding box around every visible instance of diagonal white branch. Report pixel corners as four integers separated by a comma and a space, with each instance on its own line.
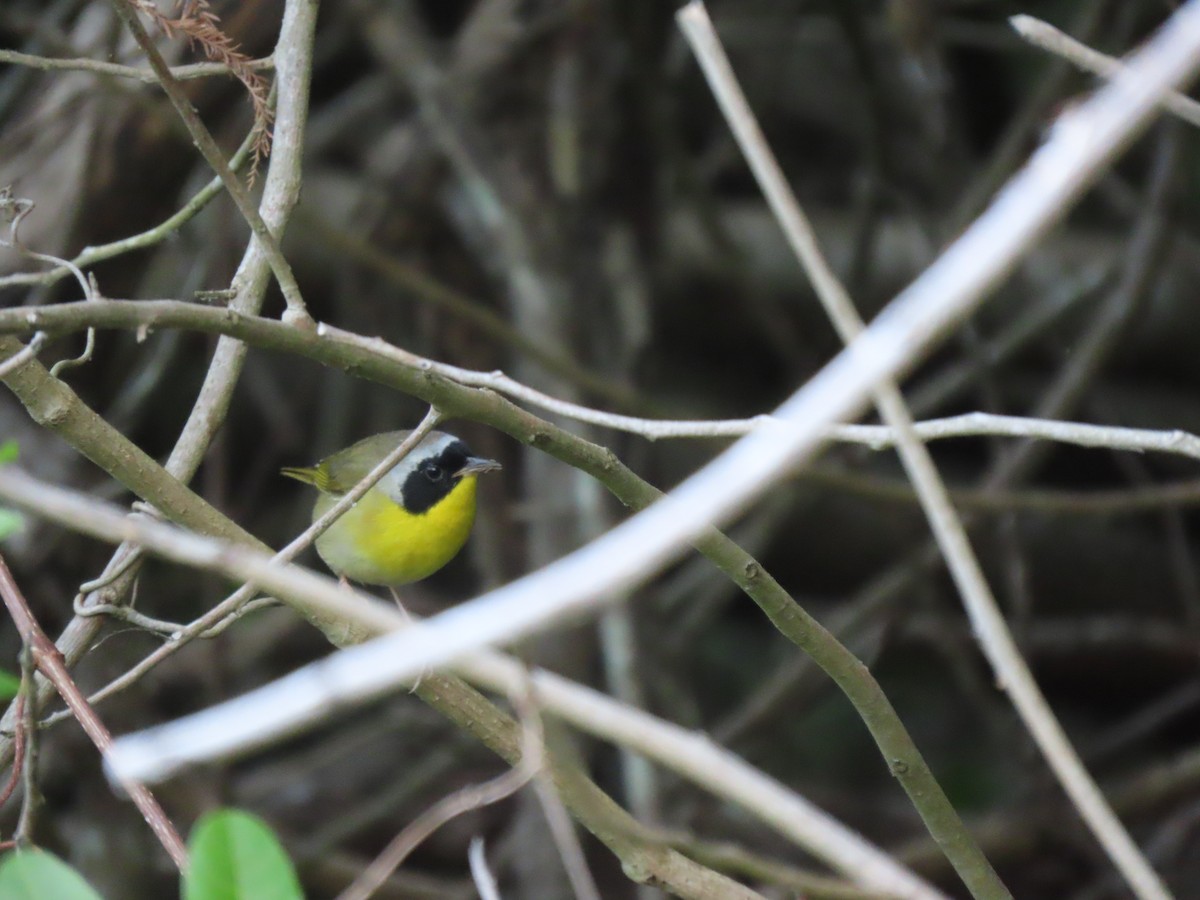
678, 3, 1170, 898
1012, 14, 1200, 128
92, 0, 1200, 798
0, 468, 944, 900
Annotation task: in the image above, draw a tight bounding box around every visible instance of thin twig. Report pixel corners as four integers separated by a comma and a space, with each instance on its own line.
680, 6, 1170, 897
12, 649, 38, 847
55, 409, 443, 715
129, 0, 274, 173
49, 315, 95, 378
0, 189, 98, 303
11, 302, 1200, 462
468, 838, 502, 900
335, 687, 546, 900
516, 688, 601, 900
0, 47, 273, 84
0, 333, 46, 379
109, 0, 312, 326
1012, 15, 1200, 128
0, 189, 101, 380
653, 828, 903, 899
805, 467, 1200, 516
0, 553, 187, 868
0, 695, 25, 812
0, 114, 262, 291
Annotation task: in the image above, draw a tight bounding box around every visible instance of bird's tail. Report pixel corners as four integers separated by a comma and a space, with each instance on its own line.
280, 465, 326, 489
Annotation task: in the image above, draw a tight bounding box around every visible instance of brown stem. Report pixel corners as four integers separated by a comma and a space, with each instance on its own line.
0, 553, 188, 869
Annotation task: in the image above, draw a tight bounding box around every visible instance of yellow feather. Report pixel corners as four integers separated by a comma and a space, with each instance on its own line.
280, 465, 330, 491
312, 475, 479, 586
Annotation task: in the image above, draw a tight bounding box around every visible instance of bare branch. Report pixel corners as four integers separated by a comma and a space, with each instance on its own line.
0, 333, 46, 379
108, 0, 312, 326
0, 47, 273, 84
0, 117, 262, 291
0, 553, 187, 868
0, 468, 944, 900
1012, 14, 1200, 128
468, 838, 501, 900
334, 689, 544, 900
8, 302, 1200, 461
680, 9, 1173, 891
0, 0, 319, 785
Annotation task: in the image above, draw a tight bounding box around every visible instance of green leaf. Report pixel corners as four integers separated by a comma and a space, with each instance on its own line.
185, 810, 304, 900
0, 670, 20, 701
0, 849, 104, 900
0, 509, 23, 541
0, 441, 17, 464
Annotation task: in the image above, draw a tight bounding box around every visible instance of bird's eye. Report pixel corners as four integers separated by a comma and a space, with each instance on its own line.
423, 463, 443, 482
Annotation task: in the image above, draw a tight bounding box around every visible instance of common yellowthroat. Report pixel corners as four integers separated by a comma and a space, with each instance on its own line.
282, 431, 501, 586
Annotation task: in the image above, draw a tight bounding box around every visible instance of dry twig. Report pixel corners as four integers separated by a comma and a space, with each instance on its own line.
0, 553, 187, 868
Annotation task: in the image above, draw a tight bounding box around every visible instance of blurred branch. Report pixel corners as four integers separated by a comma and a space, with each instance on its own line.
1012, 15, 1200, 128
0, 467, 910, 899
951, 2, 1112, 230
828, 413, 1200, 460
336, 698, 543, 900
468, 838, 500, 900
11, 647, 37, 849
303, 214, 654, 413
805, 467, 1200, 516
900, 732, 1200, 878
654, 829, 904, 900
0, 114, 261, 290
0, 47, 273, 84
0, 318, 940, 899
907, 262, 1111, 415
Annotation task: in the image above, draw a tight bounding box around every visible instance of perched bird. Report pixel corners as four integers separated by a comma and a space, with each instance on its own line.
282, 430, 501, 586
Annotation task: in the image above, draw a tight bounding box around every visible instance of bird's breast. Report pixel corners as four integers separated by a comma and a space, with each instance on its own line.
314, 476, 479, 586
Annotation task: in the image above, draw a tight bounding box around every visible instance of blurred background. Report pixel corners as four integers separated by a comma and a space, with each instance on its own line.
3, 0, 1200, 897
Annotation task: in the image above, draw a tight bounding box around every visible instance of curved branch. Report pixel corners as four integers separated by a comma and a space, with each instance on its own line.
8, 303, 1200, 461
0, 306, 975, 892
0, 467, 942, 900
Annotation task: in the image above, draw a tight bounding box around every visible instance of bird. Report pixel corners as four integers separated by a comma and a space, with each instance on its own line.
282, 430, 501, 587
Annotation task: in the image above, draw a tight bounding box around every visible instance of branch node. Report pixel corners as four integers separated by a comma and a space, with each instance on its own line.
281, 307, 317, 332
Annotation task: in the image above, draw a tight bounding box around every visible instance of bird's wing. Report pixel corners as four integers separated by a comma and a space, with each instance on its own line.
313, 430, 410, 494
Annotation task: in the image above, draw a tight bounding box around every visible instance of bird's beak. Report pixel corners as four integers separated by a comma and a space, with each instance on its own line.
456, 456, 502, 477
